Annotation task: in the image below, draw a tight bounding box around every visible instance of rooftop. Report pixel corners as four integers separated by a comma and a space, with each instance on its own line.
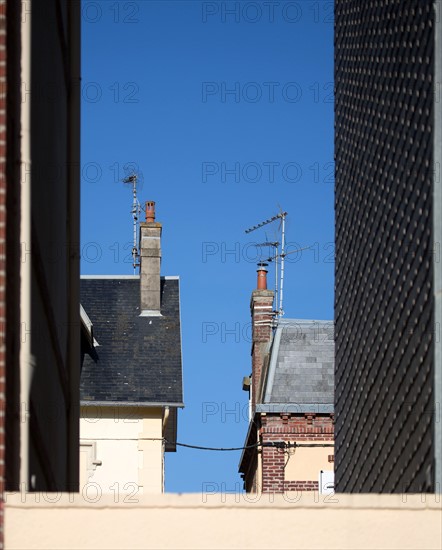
259, 318, 334, 413
80, 275, 183, 406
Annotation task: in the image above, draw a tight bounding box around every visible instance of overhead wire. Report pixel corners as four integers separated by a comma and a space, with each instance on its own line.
163, 439, 333, 452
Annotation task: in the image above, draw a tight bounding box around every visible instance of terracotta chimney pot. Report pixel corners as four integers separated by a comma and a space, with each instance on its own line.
257, 263, 268, 290
145, 201, 156, 223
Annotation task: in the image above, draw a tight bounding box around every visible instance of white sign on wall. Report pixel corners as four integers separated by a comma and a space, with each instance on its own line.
319, 470, 335, 495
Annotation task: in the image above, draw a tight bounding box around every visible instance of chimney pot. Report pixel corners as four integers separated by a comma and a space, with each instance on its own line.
256, 262, 268, 290
145, 201, 156, 223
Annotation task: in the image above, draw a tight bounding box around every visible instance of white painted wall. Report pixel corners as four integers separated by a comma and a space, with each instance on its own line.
79, 406, 164, 496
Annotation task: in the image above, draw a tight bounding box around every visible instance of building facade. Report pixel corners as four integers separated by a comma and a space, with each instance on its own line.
334, 0, 441, 492
79, 203, 184, 495
1, 0, 81, 546
239, 268, 334, 494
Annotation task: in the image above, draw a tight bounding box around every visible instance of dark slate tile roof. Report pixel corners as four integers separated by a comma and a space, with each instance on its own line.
80, 276, 183, 405
258, 319, 334, 413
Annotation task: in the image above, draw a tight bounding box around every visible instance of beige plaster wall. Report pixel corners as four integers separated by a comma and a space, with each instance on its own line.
79, 406, 164, 495
4, 493, 441, 550
284, 440, 334, 482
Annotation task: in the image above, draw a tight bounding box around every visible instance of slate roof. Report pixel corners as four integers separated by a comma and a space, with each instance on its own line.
257, 318, 334, 414
80, 276, 183, 406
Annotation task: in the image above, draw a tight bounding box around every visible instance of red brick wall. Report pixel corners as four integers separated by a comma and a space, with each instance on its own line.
250, 290, 274, 410
261, 439, 285, 493
0, 1, 6, 545
284, 481, 319, 492
260, 414, 334, 494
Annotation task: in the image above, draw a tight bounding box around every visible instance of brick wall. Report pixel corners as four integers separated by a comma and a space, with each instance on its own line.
0, 1, 6, 546
260, 414, 334, 494
245, 290, 335, 494
284, 481, 319, 492
250, 289, 274, 410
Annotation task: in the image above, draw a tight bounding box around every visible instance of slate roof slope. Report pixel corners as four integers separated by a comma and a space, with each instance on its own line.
257, 319, 334, 413
80, 276, 183, 405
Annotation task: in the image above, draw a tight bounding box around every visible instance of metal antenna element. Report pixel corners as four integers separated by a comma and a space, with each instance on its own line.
245, 211, 288, 318
254, 241, 280, 248
244, 210, 309, 319
279, 212, 286, 316
122, 172, 142, 273
245, 212, 287, 234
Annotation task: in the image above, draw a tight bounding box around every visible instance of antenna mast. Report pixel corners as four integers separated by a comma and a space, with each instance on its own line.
279, 212, 286, 316
245, 210, 288, 319
122, 172, 142, 273
246, 211, 313, 319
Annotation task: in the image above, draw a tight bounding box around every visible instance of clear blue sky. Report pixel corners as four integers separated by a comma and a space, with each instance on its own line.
81, 0, 334, 493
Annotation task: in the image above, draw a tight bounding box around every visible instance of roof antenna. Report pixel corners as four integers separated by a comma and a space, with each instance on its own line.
245, 210, 287, 319
245, 210, 310, 319
253, 240, 279, 306
122, 169, 143, 274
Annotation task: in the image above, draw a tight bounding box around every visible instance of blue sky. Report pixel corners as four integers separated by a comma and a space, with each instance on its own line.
81, 0, 334, 493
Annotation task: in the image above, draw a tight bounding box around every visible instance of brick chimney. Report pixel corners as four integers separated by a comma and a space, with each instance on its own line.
250, 263, 274, 410
139, 201, 162, 316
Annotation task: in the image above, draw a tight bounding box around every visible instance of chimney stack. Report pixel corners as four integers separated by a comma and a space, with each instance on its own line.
139, 201, 162, 316
250, 264, 274, 411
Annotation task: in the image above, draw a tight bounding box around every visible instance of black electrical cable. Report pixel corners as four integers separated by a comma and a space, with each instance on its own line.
287, 443, 334, 448
170, 441, 262, 451
164, 439, 333, 452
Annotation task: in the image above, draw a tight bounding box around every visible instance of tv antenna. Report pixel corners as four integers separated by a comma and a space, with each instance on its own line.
245, 210, 309, 318
122, 170, 143, 273
254, 241, 280, 305
245, 210, 287, 318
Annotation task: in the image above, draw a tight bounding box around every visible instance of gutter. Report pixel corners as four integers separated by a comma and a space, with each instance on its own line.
19, 1, 32, 488
80, 400, 185, 408
256, 403, 334, 414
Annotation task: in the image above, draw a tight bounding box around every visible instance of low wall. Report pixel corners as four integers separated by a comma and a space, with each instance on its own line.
5, 492, 442, 549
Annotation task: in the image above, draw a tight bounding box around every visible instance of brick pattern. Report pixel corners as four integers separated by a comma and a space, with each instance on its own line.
245, 268, 335, 496
261, 414, 334, 493
0, 1, 6, 545
335, 0, 435, 492
250, 290, 274, 410
284, 481, 319, 492
261, 443, 285, 493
